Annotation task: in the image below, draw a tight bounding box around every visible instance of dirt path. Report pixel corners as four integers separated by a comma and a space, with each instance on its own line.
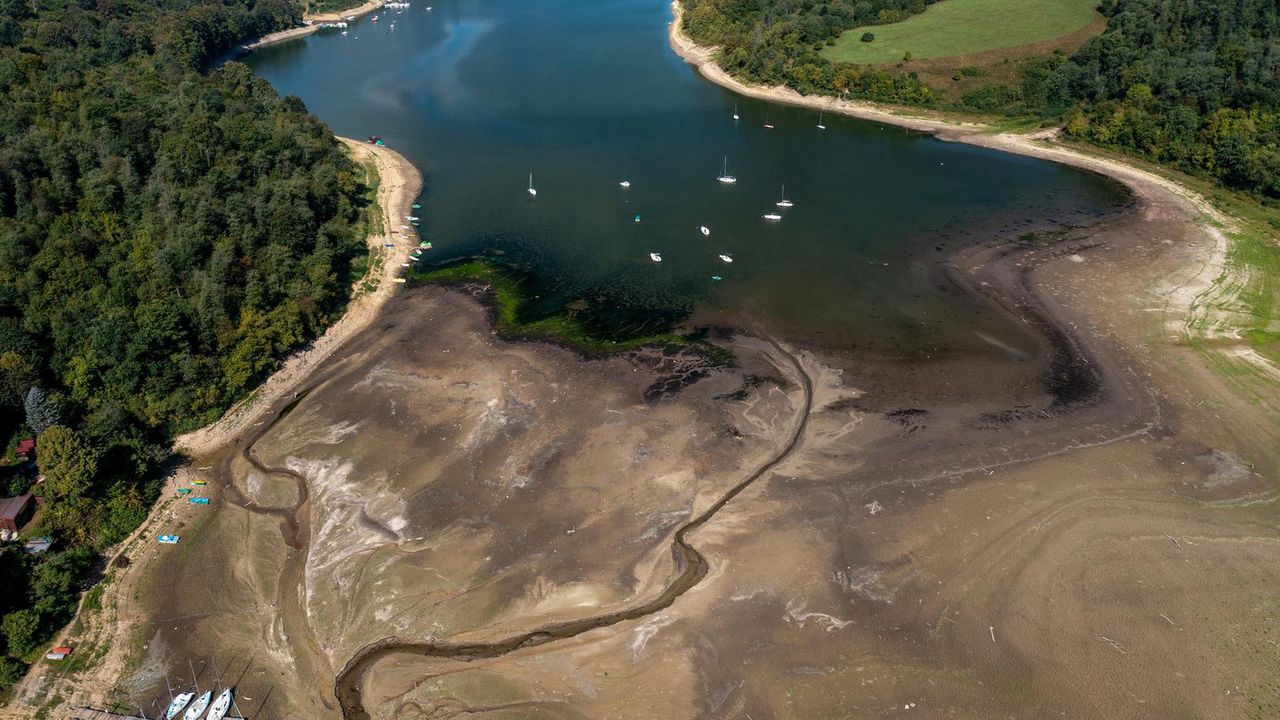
175, 139, 422, 459
1, 139, 421, 717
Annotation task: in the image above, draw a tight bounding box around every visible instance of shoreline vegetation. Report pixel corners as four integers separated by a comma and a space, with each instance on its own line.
242, 0, 385, 52
175, 138, 422, 458
409, 261, 710, 356
669, 0, 1277, 375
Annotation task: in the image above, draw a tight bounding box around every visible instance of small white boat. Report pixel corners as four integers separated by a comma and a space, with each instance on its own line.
165, 692, 194, 720
719, 254, 733, 263
776, 185, 794, 208
764, 115, 774, 129
699, 226, 710, 236
341, 30, 348, 35
762, 213, 782, 221
733, 103, 739, 121
206, 688, 233, 720
717, 156, 736, 184
182, 691, 212, 720
527, 173, 536, 197
649, 253, 662, 263
619, 180, 631, 188
370, 14, 379, 21
817, 113, 827, 130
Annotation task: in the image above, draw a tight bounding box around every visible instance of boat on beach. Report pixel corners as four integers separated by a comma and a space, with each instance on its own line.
164, 692, 193, 719
717, 156, 736, 184
182, 691, 212, 720
206, 688, 234, 720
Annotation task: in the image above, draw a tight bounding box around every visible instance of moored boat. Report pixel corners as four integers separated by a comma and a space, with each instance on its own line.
716, 156, 736, 184
762, 213, 782, 221
649, 252, 662, 263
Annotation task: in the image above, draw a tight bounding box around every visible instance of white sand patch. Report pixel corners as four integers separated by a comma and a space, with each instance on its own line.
784, 600, 852, 632
630, 614, 676, 662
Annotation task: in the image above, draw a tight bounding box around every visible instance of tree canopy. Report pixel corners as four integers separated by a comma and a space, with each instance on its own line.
682, 0, 1280, 197
0, 0, 368, 694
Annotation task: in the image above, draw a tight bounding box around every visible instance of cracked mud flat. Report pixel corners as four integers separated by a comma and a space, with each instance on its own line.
129, 182, 1279, 719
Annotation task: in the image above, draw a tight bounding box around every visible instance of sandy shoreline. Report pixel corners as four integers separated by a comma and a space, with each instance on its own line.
667, 2, 1227, 229
175, 138, 422, 458
241, 1, 386, 51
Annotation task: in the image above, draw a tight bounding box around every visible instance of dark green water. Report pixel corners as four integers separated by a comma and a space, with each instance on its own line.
243, 0, 1127, 354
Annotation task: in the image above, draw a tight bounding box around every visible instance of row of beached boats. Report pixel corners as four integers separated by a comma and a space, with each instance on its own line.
164, 687, 234, 720
159, 660, 241, 720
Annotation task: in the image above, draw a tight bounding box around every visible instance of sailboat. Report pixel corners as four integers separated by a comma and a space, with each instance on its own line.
182, 691, 212, 720
164, 692, 193, 719
527, 173, 536, 197
776, 185, 794, 208
719, 254, 734, 263
206, 688, 233, 720
763, 114, 774, 129
817, 113, 827, 130
649, 252, 662, 263
733, 104, 739, 121
699, 226, 711, 236
716, 156, 736, 184
762, 213, 782, 221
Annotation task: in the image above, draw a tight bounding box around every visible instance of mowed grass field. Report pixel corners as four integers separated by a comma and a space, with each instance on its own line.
823, 0, 1100, 64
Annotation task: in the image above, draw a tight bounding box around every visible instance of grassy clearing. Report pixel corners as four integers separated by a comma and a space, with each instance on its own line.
824, 0, 1099, 64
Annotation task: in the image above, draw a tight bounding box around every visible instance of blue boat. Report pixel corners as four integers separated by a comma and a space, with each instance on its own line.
189, 497, 210, 505
157, 535, 180, 544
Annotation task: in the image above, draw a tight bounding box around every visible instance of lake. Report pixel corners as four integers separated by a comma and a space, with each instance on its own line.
243, 0, 1127, 355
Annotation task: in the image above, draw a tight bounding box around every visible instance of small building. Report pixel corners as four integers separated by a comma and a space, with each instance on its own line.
0, 493, 34, 534
14, 438, 35, 461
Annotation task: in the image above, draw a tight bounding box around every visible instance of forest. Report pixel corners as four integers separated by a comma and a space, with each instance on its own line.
0, 0, 368, 693
681, 0, 1280, 198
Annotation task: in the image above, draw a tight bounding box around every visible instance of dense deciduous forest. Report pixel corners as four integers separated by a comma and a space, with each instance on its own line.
0, 0, 367, 692
682, 0, 1280, 198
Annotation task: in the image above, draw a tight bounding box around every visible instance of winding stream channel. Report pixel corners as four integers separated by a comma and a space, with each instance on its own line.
227, 338, 813, 719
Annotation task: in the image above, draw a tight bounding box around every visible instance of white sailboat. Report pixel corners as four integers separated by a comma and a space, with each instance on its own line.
762, 213, 782, 221
527, 173, 536, 197
182, 691, 212, 720
776, 185, 794, 208
164, 692, 193, 720
716, 156, 736, 184
719, 254, 733, 263
699, 226, 711, 236
817, 113, 827, 130
733, 103, 739, 121
649, 252, 662, 263
763, 115, 774, 129
206, 688, 233, 720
